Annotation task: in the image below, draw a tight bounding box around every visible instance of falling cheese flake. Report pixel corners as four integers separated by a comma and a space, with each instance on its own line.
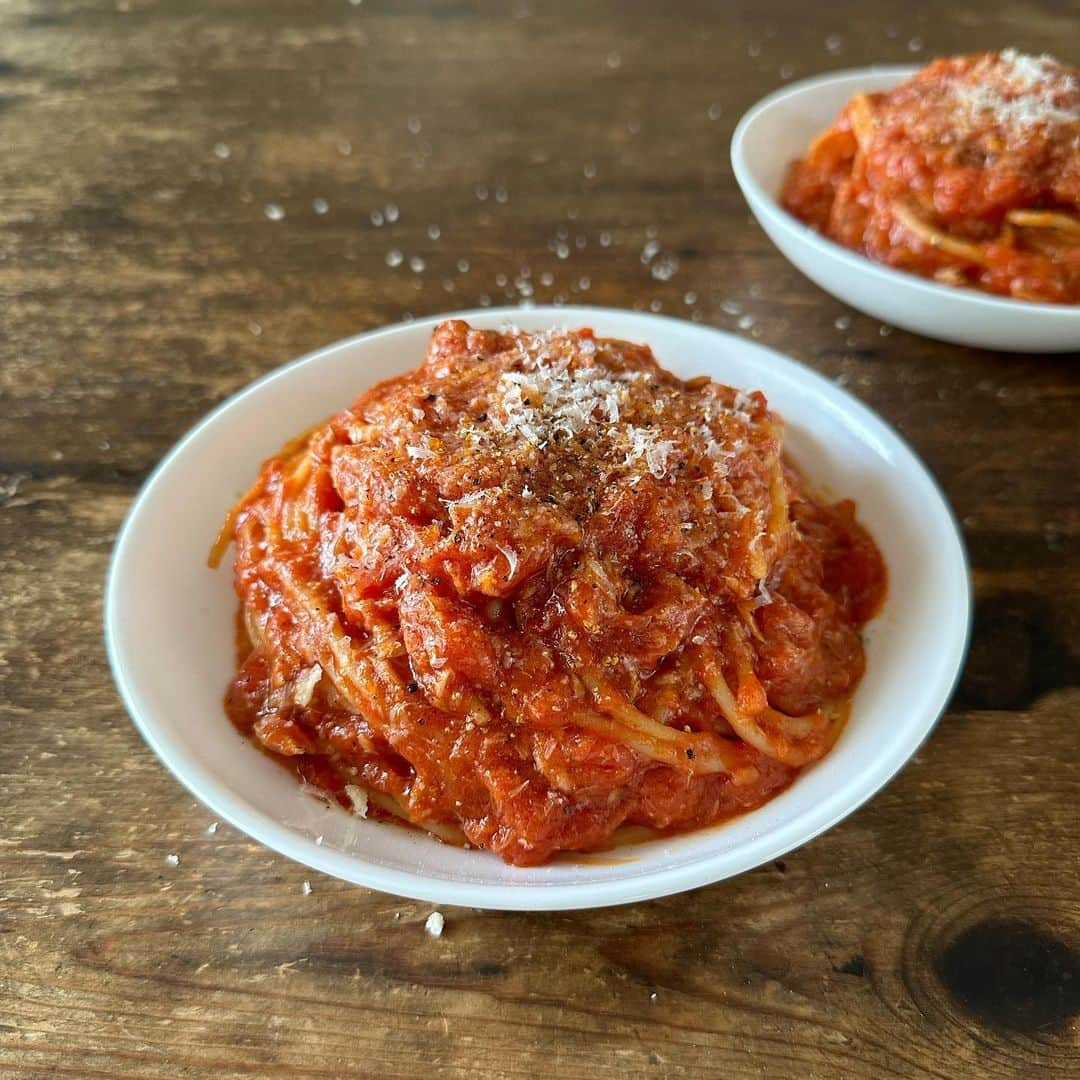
424, 911, 445, 938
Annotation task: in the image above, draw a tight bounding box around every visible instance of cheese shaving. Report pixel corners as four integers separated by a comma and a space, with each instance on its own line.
292, 664, 322, 708
752, 578, 773, 610
344, 784, 369, 818
495, 544, 520, 581
623, 427, 676, 478
406, 439, 438, 462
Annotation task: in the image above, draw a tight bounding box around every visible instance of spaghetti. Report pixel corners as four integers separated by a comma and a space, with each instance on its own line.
215, 321, 886, 865
782, 50, 1080, 303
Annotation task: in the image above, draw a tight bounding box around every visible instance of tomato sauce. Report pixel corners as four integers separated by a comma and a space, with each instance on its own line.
223, 321, 885, 865
782, 51, 1080, 303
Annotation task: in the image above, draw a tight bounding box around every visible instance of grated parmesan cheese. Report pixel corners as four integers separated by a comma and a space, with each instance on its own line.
998, 48, 1073, 92
424, 911, 445, 937
690, 422, 737, 471
752, 578, 773, 610
344, 784, 369, 818
406, 438, 438, 462
495, 543, 520, 581
493, 360, 646, 447
292, 664, 322, 707
623, 427, 676, 478
948, 50, 1078, 137
465, 330, 762, 486
732, 389, 757, 413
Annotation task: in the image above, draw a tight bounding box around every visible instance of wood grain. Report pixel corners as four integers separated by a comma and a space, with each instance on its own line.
1, 1, 1077, 1076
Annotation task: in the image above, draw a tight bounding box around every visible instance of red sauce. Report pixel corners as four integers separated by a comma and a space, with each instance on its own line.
782, 51, 1080, 303
221, 321, 886, 865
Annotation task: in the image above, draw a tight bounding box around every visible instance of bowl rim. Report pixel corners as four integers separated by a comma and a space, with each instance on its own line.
105, 306, 973, 910
730, 64, 1080, 320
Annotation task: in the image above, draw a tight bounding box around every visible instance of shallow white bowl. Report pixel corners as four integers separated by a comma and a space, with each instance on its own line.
106, 307, 970, 910
731, 67, 1080, 353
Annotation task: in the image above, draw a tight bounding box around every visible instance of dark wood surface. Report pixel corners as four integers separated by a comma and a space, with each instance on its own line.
2, 2, 1078, 1076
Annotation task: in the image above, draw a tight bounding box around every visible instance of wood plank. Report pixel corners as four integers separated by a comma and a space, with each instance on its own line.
1, 1, 1077, 1075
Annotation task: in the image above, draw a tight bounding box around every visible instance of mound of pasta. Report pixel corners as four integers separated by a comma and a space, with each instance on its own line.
782, 50, 1079, 303
216, 321, 885, 865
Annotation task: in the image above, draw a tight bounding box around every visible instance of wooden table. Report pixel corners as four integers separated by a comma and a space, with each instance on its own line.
2, 2, 1077, 1076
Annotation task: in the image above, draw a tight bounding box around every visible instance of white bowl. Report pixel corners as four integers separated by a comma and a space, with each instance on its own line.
731, 67, 1080, 353
106, 307, 970, 910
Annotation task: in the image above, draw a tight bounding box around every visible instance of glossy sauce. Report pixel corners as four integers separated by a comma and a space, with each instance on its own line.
783, 51, 1080, 302
224, 322, 886, 865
